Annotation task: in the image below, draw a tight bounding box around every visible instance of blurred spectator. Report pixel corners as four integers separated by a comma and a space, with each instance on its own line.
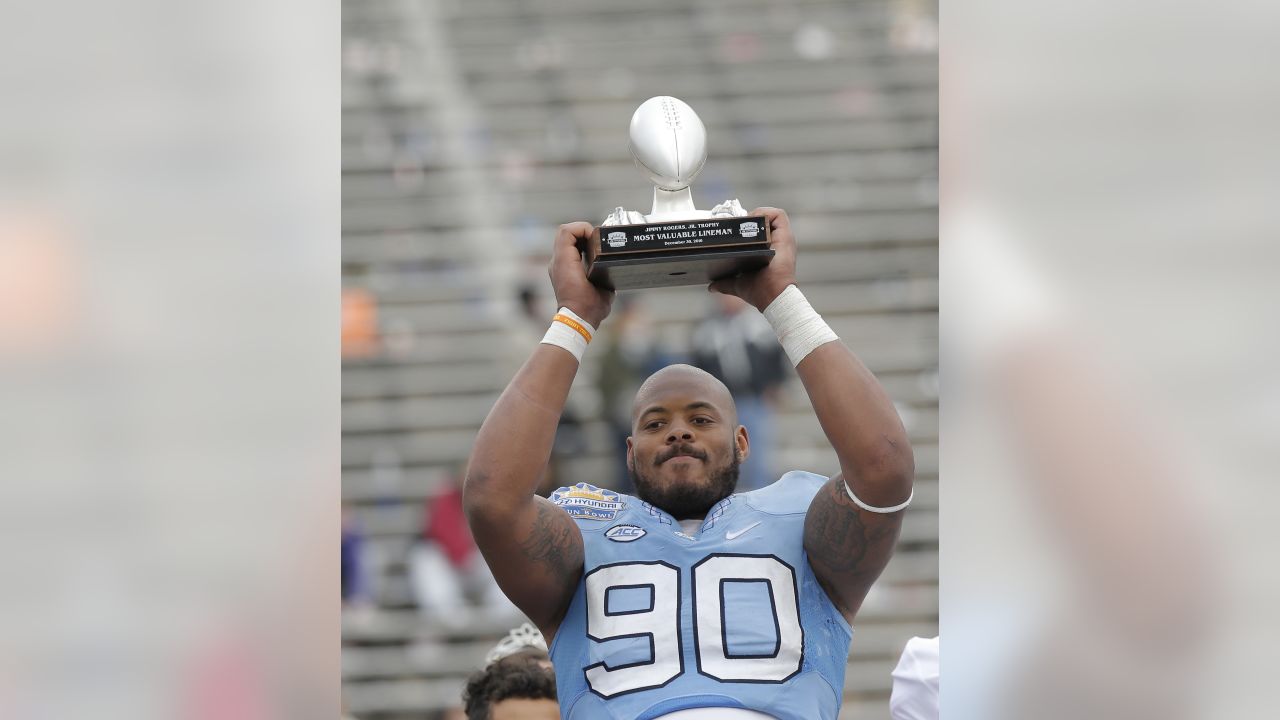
460, 624, 557, 720
516, 284, 541, 324
409, 469, 519, 625
341, 504, 372, 608
341, 288, 380, 359
690, 293, 789, 490
596, 295, 672, 492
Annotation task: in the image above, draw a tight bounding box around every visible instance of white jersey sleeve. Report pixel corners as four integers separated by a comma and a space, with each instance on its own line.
890, 636, 939, 720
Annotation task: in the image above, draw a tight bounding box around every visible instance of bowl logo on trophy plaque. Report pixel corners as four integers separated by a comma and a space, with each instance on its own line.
582, 96, 774, 290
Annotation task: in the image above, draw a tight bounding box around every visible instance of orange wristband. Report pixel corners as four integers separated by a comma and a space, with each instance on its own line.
552, 312, 593, 343
541, 307, 596, 361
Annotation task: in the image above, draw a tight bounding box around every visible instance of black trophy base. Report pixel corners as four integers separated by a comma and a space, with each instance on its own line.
585, 215, 774, 290
587, 246, 775, 291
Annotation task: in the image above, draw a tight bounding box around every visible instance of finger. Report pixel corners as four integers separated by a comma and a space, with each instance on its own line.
552, 222, 595, 262
749, 207, 790, 231
707, 277, 738, 296
555, 222, 595, 245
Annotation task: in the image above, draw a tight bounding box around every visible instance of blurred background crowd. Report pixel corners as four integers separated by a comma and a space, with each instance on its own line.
340, 0, 937, 717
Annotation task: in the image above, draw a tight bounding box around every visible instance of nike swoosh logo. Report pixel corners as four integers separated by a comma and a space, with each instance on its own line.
725, 522, 761, 540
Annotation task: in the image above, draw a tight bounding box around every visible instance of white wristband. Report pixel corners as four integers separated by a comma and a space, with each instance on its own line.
762, 285, 839, 366
844, 481, 913, 513
540, 306, 595, 362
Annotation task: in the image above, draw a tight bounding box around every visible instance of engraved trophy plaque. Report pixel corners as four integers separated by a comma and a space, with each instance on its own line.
583, 96, 774, 290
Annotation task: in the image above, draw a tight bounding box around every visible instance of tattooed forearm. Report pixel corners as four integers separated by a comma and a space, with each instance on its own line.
465, 480, 582, 630
519, 501, 584, 580
804, 477, 902, 616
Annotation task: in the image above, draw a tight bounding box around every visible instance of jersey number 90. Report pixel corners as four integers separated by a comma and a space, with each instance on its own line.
583, 554, 804, 698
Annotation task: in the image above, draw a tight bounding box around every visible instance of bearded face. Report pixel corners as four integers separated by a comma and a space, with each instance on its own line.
630, 442, 741, 520
626, 366, 748, 520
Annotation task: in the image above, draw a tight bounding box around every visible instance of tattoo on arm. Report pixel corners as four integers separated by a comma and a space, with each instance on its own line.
804, 478, 901, 616
519, 500, 583, 581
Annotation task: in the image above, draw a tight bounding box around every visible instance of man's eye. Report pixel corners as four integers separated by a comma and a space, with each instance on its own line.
693, 417, 712, 424
645, 421, 664, 430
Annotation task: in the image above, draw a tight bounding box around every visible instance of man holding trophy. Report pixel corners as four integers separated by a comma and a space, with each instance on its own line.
463, 97, 914, 719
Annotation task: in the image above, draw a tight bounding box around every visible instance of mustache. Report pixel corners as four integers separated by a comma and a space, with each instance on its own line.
656, 443, 708, 465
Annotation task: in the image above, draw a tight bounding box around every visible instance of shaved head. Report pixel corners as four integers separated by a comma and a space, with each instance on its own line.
626, 364, 746, 520
631, 364, 737, 430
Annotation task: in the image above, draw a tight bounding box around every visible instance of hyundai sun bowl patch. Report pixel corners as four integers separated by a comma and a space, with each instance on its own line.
551, 483, 625, 521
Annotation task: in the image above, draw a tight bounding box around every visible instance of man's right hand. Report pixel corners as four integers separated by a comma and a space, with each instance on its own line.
548, 222, 615, 328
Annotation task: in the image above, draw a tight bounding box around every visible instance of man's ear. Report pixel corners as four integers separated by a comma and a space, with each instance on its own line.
735, 425, 750, 464
626, 436, 635, 472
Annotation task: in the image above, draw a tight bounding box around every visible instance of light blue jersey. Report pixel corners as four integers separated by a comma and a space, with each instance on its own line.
547, 471, 852, 720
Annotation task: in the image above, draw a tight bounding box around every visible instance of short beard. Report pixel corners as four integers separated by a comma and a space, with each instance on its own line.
630, 450, 740, 520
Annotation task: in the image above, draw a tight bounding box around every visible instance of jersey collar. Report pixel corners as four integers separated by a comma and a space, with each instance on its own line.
640, 494, 736, 536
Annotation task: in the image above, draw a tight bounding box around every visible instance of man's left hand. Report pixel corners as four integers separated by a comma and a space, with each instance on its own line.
707, 207, 798, 312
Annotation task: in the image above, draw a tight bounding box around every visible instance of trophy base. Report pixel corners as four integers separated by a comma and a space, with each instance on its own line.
588, 247, 776, 291
585, 215, 774, 290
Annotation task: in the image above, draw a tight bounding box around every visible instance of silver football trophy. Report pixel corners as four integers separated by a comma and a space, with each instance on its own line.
582, 96, 774, 290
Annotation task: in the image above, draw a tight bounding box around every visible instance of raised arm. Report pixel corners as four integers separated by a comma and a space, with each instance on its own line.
709, 208, 914, 622
463, 223, 615, 639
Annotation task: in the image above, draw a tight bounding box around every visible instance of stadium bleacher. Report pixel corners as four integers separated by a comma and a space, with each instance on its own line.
343, 0, 937, 717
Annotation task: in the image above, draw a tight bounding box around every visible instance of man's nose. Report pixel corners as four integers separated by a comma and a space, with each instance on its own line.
665, 422, 694, 443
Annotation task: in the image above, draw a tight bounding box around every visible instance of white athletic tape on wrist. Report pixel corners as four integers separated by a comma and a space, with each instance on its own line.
540, 306, 595, 362
844, 481, 913, 513
763, 285, 840, 366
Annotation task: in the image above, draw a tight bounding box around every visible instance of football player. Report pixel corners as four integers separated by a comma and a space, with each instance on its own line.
464, 208, 914, 719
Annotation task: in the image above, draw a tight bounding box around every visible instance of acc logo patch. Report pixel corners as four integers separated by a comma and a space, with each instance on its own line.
604, 524, 646, 542
550, 483, 625, 521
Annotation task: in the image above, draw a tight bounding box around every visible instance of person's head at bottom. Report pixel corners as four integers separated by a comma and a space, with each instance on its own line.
628, 364, 750, 520
462, 653, 558, 720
